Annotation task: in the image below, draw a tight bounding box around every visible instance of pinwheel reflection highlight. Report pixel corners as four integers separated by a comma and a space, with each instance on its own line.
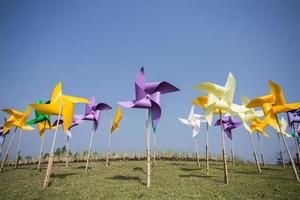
119, 67, 179, 187
179, 105, 206, 168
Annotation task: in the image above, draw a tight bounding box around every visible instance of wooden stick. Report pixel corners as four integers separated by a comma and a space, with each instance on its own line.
256, 131, 265, 166
231, 135, 235, 168
0, 134, 7, 157
38, 134, 45, 172
146, 110, 151, 188
248, 131, 261, 173
206, 122, 209, 175
219, 110, 229, 184
65, 136, 69, 168
153, 133, 156, 165
14, 129, 23, 168
275, 114, 300, 182
0, 127, 17, 172
86, 123, 95, 173
292, 124, 300, 173
277, 131, 285, 167
193, 137, 200, 168
43, 103, 63, 189
106, 119, 112, 167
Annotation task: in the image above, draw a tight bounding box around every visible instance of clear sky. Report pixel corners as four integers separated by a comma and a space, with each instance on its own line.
0, 0, 300, 163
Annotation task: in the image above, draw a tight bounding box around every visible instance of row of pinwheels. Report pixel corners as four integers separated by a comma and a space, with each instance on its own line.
0, 82, 123, 188
179, 72, 300, 184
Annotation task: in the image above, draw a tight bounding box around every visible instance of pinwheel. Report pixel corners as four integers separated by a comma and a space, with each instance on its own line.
287, 109, 300, 171
214, 116, 242, 167
0, 107, 34, 171
0, 119, 10, 157
250, 118, 269, 166
70, 96, 112, 172
30, 82, 90, 188
194, 73, 236, 184
247, 81, 300, 182
27, 99, 52, 172
227, 96, 265, 172
119, 67, 179, 187
179, 105, 206, 168
106, 105, 122, 167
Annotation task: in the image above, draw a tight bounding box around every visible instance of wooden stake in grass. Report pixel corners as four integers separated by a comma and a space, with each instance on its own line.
230, 135, 235, 167
65, 135, 70, 168
292, 124, 300, 173
106, 119, 112, 167
248, 131, 261, 173
146, 110, 151, 188
275, 115, 300, 182
205, 122, 209, 175
277, 131, 285, 167
219, 110, 229, 184
86, 123, 95, 173
43, 104, 62, 189
193, 136, 200, 168
38, 134, 45, 172
0, 134, 7, 158
14, 129, 23, 168
256, 131, 265, 166
153, 133, 156, 165
0, 127, 17, 172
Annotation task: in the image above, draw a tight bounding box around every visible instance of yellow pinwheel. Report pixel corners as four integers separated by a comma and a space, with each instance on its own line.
30, 82, 91, 132
250, 118, 269, 137
110, 106, 122, 134
106, 106, 123, 167
247, 80, 300, 182
30, 82, 90, 188
0, 106, 34, 171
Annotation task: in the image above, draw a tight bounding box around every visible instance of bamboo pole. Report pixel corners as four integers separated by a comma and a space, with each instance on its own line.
14, 129, 23, 168
86, 123, 96, 173
248, 131, 261, 173
146, 110, 151, 188
0, 134, 6, 157
0, 127, 17, 172
292, 124, 300, 173
231, 135, 235, 167
256, 131, 265, 166
65, 136, 69, 168
106, 119, 112, 167
277, 132, 285, 167
38, 134, 45, 172
206, 122, 209, 175
219, 110, 229, 184
193, 137, 200, 168
43, 103, 63, 189
275, 115, 300, 182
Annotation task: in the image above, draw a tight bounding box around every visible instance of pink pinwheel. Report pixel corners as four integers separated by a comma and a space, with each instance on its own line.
214, 116, 242, 140
119, 67, 179, 129
119, 67, 179, 188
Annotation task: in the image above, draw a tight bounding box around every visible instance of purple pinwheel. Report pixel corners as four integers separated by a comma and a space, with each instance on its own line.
119, 67, 179, 188
119, 67, 179, 129
287, 109, 300, 138
214, 116, 242, 140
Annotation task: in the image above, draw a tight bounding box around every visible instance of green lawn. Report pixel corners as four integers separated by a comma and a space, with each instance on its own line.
0, 160, 299, 199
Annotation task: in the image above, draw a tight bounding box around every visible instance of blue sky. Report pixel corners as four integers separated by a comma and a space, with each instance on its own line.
0, 0, 300, 163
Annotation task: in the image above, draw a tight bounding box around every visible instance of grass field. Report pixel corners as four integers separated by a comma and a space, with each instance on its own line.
0, 160, 299, 199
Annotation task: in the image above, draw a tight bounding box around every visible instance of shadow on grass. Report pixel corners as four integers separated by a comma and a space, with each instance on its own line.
73, 166, 91, 170
51, 172, 78, 179
234, 170, 258, 175
133, 167, 146, 174
261, 167, 283, 171
179, 174, 214, 179
167, 163, 185, 166
180, 167, 200, 172
107, 175, 145, 186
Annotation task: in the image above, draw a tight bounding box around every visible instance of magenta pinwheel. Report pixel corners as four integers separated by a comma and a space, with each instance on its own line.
119, 67, 180, 129
119, 67, 179, 188
214, 116, 242, 140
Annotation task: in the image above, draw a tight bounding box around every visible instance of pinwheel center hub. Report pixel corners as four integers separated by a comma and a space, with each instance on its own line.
146, 94, 150, 99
